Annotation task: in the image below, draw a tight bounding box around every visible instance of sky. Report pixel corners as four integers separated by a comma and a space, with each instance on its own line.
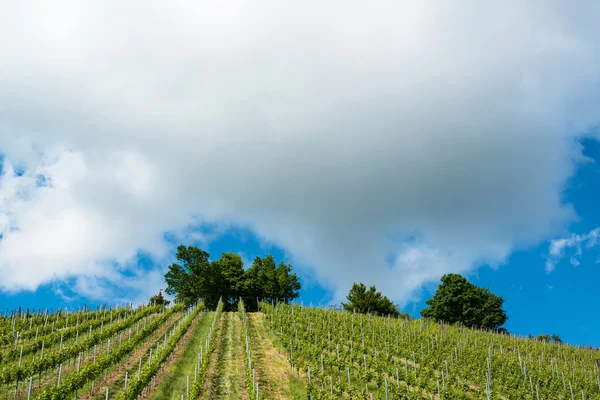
0, 2, 599, 346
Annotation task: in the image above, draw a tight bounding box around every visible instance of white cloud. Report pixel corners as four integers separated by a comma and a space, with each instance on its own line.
570, 257, 581, 267
0, 147, 174, 299
0, 1, 600, 304
545, 228, 600, 272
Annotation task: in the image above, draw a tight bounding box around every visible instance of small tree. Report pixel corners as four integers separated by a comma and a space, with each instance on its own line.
241, 255, 301, 311
342, 283, 404, 317
534, 334, 562, 344
148, 290, 170, 307
420, 274, 507, 330
550, 334, 563, 344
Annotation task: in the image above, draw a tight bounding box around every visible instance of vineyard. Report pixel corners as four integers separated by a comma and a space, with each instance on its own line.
1, 301, 599, 399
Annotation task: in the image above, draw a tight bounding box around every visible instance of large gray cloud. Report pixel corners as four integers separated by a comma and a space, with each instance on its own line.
0, 1, 599, 304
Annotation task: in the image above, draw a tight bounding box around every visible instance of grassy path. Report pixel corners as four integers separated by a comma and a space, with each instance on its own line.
201, 312, 248, 400
247, 313, 306, 400
149, 312, 213, 400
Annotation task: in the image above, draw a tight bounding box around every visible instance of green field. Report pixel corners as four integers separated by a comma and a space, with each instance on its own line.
1, 300, 599, 399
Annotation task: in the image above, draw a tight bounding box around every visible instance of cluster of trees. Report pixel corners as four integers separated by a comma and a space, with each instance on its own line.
164, 245, 300, 311
342, 274, 508, 331
528, 333, 563, 343
156, 245, 584, 344
161, 245, 509, 332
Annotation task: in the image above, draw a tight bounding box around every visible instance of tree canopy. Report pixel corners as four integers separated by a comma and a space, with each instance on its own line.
164, 245, 300, 311
420, 273, 507, 330
148, 290, 170, 307
342, 283, 408, 317
241, 254, 301, 311
529, 333, 563, 344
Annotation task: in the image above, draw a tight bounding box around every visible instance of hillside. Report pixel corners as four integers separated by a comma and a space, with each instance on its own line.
1, 302, 599, 399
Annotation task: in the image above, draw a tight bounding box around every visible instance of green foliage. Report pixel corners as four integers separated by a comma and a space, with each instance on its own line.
341, 282, 404, 317
239, 299, 264, 399
261, 302, 600, 400
550, 334, 563, 343
117, 302, 204, 400
0, 307, 132, 366
212, 252, 246, 309
0, 305, 162, 386
241, 255, 301, 311
148, 289, 170, 307
532, 333, 563, 344
0, 308, 100, 345
165, 245, 213, 306
188, 300, 224, 399
420, 273, 507, 330
165, 246, 300, 311
34, 304, 184, 400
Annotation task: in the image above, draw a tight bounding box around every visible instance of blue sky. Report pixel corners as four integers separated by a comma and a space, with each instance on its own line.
1, 2, 600, 348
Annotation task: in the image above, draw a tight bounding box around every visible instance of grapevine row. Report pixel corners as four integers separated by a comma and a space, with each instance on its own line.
34, 303, 184, 400
0, 305, 161, 366
239, 299, 262, 400
189, 298, 224, 399
116, 301, 204, 399
0, 304, 164, 385
261, 302, 600, 399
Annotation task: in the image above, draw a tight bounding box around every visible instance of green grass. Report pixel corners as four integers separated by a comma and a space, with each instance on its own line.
256, 313, 307, 400
202, 312, 246, 400
288, 376, 307, 400
149, 312, 213, 400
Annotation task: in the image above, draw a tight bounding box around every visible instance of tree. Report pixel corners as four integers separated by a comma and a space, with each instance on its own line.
164, 245, 217, 308
535, 334, 551, 342
420, 274, 507, 330
342, 283, 404, 317
533, 333, 562, 344
165, 246, 246, 311
241, 255, 301, 311
211, 252, 246, 310
275, 261, 302, 304
148, 290, 170, 307
550, 334, 563, 344
164, 245, 301, 311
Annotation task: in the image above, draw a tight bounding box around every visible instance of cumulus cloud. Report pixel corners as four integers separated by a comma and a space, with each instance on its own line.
1, 1, 600, 303
0, 147, 175, 301
545, 228, 600, 272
